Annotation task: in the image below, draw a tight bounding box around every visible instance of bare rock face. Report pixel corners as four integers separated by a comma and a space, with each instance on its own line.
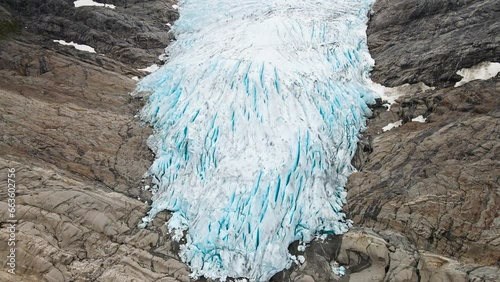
272, 228, 480, 282
0, 157, 187, 282
0, 1, 194, 281
342, 1, 500, 279
275, 0, 499, 281
368, 0, 500, 87
337, 0, 499, 281
0, 40, 153, 198
347, 78, 500, 267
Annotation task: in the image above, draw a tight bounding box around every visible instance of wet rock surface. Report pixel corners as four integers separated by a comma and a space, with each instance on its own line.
0, 0, 499, 281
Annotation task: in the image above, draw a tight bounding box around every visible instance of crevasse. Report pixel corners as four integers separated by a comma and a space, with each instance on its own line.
136, 0, 376, 281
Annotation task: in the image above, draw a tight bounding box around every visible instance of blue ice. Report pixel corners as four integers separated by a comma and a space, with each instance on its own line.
136, 0, 376, 281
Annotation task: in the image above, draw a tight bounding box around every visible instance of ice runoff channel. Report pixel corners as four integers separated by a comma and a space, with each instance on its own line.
137, 0, 377, 281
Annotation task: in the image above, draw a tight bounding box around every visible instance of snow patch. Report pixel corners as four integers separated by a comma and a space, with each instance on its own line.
74, 0, 116, 9
382, 120, 403, 132
382, 114, 424, 132
412, 115, 426, 123
53, 40, 96, 53
158, 54, 168, 61
297, 244, 306, 252
454, 62, 500, 87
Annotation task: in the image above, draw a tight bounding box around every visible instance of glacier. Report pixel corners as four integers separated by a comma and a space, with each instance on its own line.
136, 0, 377, 281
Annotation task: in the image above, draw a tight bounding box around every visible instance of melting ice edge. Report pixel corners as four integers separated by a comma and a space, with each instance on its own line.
136, 0, 377, 281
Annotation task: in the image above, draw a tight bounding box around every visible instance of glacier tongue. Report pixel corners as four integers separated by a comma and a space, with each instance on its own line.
136, 0, 376, 280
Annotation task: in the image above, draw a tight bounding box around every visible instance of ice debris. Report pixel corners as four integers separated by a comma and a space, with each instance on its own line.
331, 261, 346, 276
74, 0, 116, 9
412, 115, 426, 123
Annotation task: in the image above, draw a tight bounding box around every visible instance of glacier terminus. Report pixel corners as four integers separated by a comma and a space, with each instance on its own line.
136, 0, 377, 280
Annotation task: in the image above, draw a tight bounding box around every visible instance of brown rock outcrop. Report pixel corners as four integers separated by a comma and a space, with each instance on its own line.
2, 0, 179, 68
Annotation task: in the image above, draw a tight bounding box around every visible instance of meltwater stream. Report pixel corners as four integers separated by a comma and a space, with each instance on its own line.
137, 0, 376, 280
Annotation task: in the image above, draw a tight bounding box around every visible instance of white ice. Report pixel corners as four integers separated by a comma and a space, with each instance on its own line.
454, 61, 500, 87
53, 39, 96, 53
136, 0, 376, 281
74, 0, 116, 9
